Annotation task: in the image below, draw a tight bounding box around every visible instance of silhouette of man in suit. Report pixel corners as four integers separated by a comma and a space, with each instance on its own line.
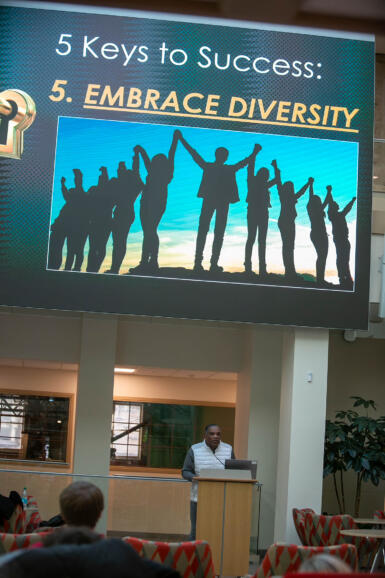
272, 160, 312, 279
178, 132, 255, 273
325, 186, 356, 289
130, 131, 178, 274
244, 144, 277, 276
106, 154, 143, 274
306, 178, 329, 285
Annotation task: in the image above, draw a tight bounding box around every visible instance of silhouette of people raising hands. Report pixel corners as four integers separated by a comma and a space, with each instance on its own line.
178, 132, 255, 273
272, 160, 312, 279
87, 166, 114, 273
48, 168, 88, 271
130, 131, 178, 274
48, 127, 357, 290
244, 144, 277, 276
325, 185, 356, 289
306, 178, 329, 285
106, 155, 143, 274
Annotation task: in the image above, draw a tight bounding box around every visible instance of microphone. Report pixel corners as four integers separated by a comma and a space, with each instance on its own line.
211, 447, 225, 466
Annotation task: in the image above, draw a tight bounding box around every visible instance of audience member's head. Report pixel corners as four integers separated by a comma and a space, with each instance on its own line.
299, 554, 352, 573
42, 526, 102, 547
59, 482, 104, 529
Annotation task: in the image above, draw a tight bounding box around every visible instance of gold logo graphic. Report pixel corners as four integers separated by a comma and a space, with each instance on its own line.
0, 89, 36, 159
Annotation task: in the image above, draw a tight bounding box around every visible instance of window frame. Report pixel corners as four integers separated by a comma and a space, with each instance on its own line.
0, 389, 74, 467
110, 396, 235, 475
111, 401, 144, 461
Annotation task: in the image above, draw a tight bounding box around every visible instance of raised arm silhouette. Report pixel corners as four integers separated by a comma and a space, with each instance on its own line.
106, 154, 143, 274
325, 185, 356, 289
272, 160, 311, 279
306, 179, 329, 285
48, 169, 88, 272
86, 166, 114, 273
64, 168, 89, 271
130, 131, 178, 274
179, 132, 253, 274
48, 176, 71, 270
244, 144, 277, 276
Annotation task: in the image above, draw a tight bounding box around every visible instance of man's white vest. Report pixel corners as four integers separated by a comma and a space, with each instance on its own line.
190, 440, 233, 502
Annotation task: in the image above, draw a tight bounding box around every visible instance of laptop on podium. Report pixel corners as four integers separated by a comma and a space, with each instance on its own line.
225, 459, 257, 479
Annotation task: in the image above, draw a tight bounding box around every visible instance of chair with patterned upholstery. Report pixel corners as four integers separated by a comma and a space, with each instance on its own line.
374, 510, 385, 519
0, 531, 50, 555
292, 508, 316, 545
24, 495, 42, 533
0, 504, 26, 534
122, 536, 215, 578
254, 543, 358, 578
302, 512, 377, 568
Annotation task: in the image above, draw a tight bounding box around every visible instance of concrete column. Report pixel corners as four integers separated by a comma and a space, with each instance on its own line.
235, 326, 283, 549
73, 315, 118, 532
274, 327, 329, 543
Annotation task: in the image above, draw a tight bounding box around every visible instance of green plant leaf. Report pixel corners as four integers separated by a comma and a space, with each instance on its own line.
351, 396, 365, 406
361, 457, 370, 470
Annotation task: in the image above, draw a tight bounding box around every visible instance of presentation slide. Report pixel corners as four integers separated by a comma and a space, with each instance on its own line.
0, 3, 374, 328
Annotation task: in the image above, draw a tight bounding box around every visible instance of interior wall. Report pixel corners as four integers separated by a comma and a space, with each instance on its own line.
114, 373, 236, 405
0, 362, 236, 535
247, 327, 283, 549
3, 310, 384, 532
234, 329, 252, 458
116, 318, 245, 372
0, 365, 236, 406
323, 331, 385, 516
0, 310, 245, 374
0, 366, 77, 394
0, 311, 82, 363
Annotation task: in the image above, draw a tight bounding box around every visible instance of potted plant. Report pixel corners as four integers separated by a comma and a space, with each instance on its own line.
323, 396, 385, 517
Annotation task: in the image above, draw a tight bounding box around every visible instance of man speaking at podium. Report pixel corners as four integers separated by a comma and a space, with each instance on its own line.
181, 424, 235, 539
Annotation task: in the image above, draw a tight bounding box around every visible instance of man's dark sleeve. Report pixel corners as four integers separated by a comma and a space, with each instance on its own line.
181, 448, 195, 482
142, 558, 181, 578
231, 449, 236, 459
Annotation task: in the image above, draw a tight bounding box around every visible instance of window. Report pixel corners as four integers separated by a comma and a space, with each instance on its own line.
0, 393, 70, 463
110, 401, 235, 469
0, 397, 23, 450
111, 402, 143, 460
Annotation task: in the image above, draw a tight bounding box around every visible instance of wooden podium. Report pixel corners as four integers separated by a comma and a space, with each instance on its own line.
195, 474, 256, 576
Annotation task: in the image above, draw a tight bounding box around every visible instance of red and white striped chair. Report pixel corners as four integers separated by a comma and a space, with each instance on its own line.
0, 531, 50, 555
292, 508, 316, 545
302, 512, 377, 568
123, 536, 215, 578
254, 543, 358, 578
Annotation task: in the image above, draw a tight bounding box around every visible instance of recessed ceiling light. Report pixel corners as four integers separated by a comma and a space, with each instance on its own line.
373, 176, 378, 179
114, 367, 136, 374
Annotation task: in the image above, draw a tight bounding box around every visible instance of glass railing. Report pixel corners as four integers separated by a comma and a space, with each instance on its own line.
0, 467, 262, 568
